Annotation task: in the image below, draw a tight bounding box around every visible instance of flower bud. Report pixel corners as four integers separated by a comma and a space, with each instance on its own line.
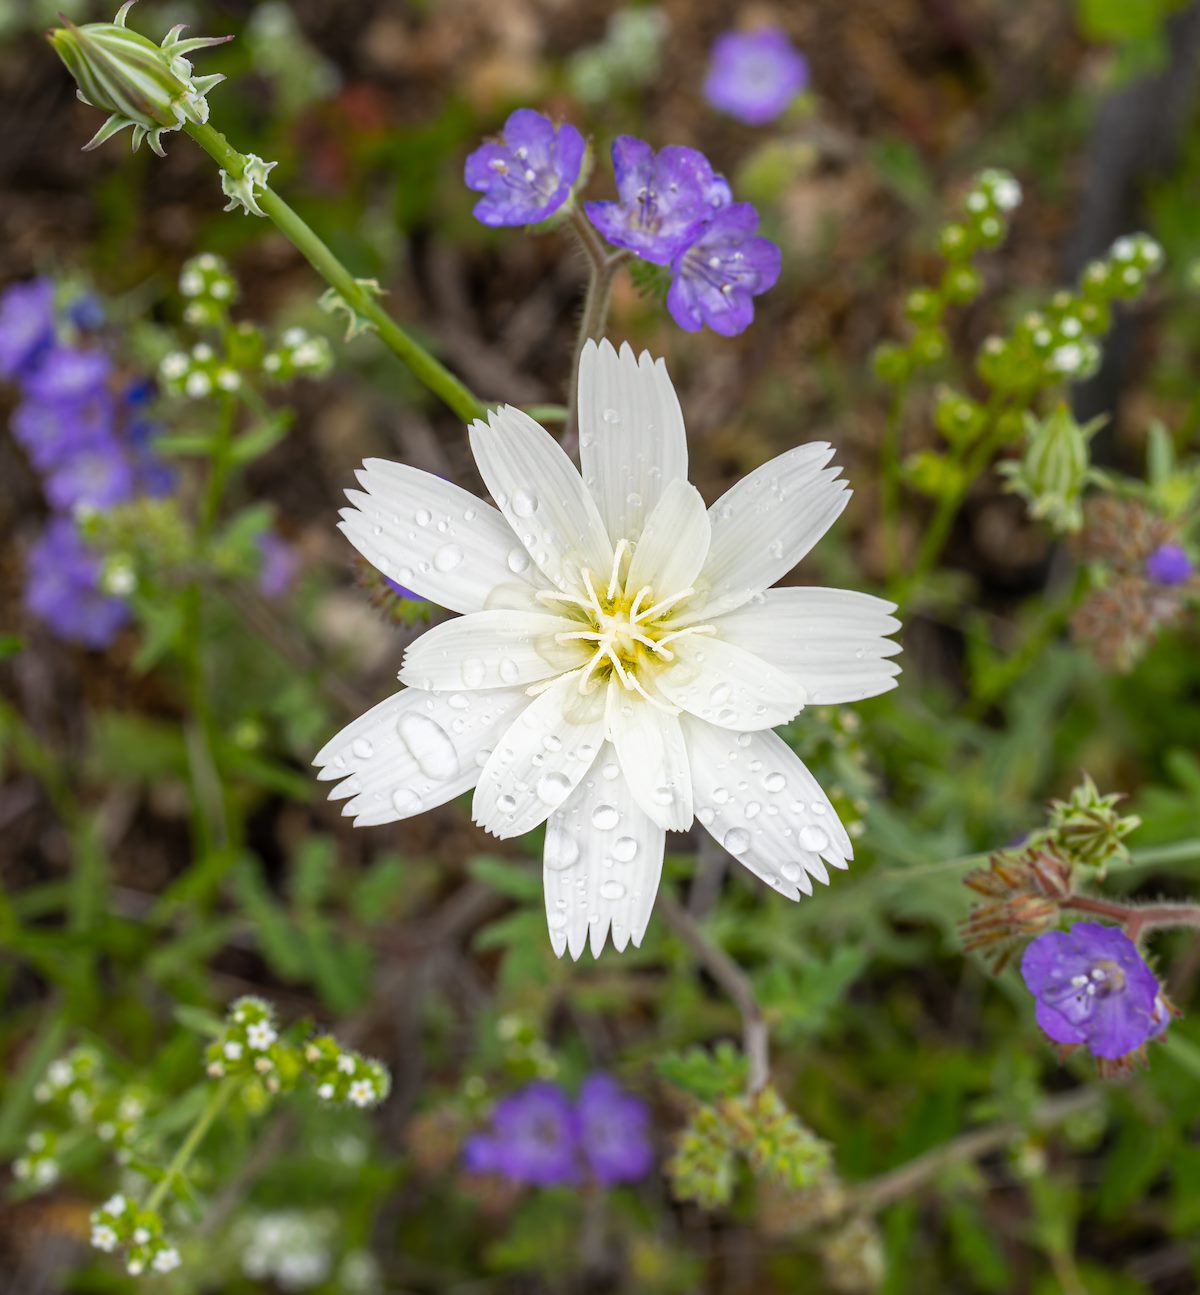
999, 404, 1102, 535
49, 1, 230, 157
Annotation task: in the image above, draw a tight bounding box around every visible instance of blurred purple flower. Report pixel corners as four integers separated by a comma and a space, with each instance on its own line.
385, 576, 420, 601
667, 204, 781, 335
1021, 922, 1168, 1059
465, 109, 585, 227
586, 137, 731, 266
23, 346, 111, 405
0, 278, 56, 380
576, 1075, 653, 1186
258, 530, 300, 599
704, 28, 809, 126
11, 394, 116, 474
1145, 543, 1193, 587
43, 436, 135, 512
464, 1081, 580, 1187
66, 293, 106, 332
127, 416, 178, 498
24, 518, 129, 649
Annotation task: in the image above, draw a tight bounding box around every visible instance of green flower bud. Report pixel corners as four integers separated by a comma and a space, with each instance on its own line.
871, 342, 911, 386
933, 386, 984, 445
941, 264, 983, 304
49, 1, 230, 158
903, 288, 943, 326
1046, 773, 1140, 869
998, 404, 1102, 534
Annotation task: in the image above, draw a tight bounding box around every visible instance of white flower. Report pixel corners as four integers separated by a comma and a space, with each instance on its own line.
316, 340, 900, 959
347, 1080, 375, 1107
247, 1022, 276, 1051
91, 1224, 119, 1252
152, 1246, 182, 1273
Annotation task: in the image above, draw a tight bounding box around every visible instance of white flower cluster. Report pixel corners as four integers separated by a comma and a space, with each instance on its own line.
303, 1034, 391, 1109
178, 251, 239, 327
88, 1193, 180, 1277
263, 326, 333, 381
240, 1210, 336, 1290
206, 995, 282, 1089
159, 340, 242, 400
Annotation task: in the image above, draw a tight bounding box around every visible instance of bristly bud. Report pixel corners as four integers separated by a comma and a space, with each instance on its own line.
999, 404, 1103, 535
961, 847, 1072, 971
49, 0, 231, 158
1045, 773, 1140, 870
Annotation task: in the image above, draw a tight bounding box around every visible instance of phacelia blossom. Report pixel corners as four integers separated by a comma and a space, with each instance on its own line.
24, 518, 130, 649
465, 109, 586, 227
11, 393, 115, 474
1020, 922, 1169, 1059
316, 340, 900, 958
258, 531, 300, 599
704, 28, 809, 126
0, 278, 56, 380
1145, 543, 1193, 587
576, 1074, 654, 1185
23, 345, 112, 405
43, 435, 136, 512
585, 137, 732, 265
667, 204, 782, 336
464, 1081, 580, 1186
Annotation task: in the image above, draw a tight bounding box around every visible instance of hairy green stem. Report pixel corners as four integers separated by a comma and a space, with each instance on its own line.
145, 1077, 237, 1213
183, 121, 484, 425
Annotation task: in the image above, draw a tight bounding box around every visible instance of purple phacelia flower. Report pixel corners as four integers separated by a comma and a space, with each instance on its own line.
667, 203, 781, 336
11, 394, 116, 474
1021, 922, 1168, 1060
23, 346, 111, 405
704, 28, 809, 126
1145, 543, 1193, 587
465, 109, 586, 227
258, 530, 300, 599
24, 518, 130, 649
576, 1075, 653, 1186
43, 435, 136, 512
0, 278, 57, 380
585, 137, 732, 266
464, 1081, 580, 1187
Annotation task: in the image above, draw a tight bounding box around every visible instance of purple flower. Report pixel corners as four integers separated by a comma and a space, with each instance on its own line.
465, 109, 585, 227
667, 204, 781, 335
23, 346, 111, 405
0, 278, 56, 381
11, 394, 116, 474
43, 435, 135, 512
577, 1075, 653, 1186
385, 576, 420, 601
127, 416, 178, 498
464, 1081, 580, 1186
704, 28, 809, 126
585, 137, 732, 266
258, 531, 300, 599
1145, 543, 1193, 587
24, 518, 130, 649
1020, 922, 1167, 1059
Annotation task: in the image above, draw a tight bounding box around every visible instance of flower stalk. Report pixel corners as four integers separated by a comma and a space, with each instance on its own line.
144, 1076, 237, 1213
182, 122, 484, 424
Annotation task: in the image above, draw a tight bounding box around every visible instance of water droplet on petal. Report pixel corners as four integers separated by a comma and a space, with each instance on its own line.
475, 748, 492, 768
462, 658, 486, 688
433, 544, 464, 572
653, 786, 673, 805
602, 762, 620, 780
549, 834, 580, 869
723, 827, 751, 856
415, 508, 431, 527
599, 879, 626, 900
507, 547, 531, 574
697, 807, 715, 826
602, 408, 620, 424
497, 793, 517, 814
548, 909, 568, 930
351, 738, 374, 759
536, 772, 572, 806
745, 801, 761, 819
800, 825, 829, 852
764, 772, 787, 793
511, 488, 539, 517
712, 786, 730, 805
397, 713, 458, 780
710, 683, 731, 707
591, 804, 619, 831
391, 788, 421, 815
498, 658, 520, 685
780, 861, 804, 883
611, 836, 638, 863
447, 693, 470, 710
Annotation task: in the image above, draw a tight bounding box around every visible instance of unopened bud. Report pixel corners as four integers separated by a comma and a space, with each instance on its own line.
50, 1, 230, 158
999, 404, 1103, 535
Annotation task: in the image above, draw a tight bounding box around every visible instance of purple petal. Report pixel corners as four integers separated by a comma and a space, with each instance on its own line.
704, 27, 810, 126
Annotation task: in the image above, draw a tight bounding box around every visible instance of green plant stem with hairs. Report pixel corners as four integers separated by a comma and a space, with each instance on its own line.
183, 121, 486, 426
145, 1077, 238, 1213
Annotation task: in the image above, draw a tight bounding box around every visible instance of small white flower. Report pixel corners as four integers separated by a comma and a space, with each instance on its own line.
103, 1193, 128, 1216
91, 1224, 119, 1252
1052, 344, 1083, 373
336, 1054, 356, 1075
127, 1259, 145, 1276
33, 1159, 59, 1187
48, 1059, 73, 1088
1060, 317, 1082, 338
316, 341, 900, 959
317, 1083, 335, 1100
133, 1227, 151, 1245
160, 351, 189, 380
152, 1247, 181, 1273
224, 1040, 244, 1061
247, 1022, 276, 1051
991, 176, 1021, 211
347, 1080, 375, 1107
282, 327, 307, 347
192, 342, 215, 362
217, 368, 242, 391
186, 370, 213, 398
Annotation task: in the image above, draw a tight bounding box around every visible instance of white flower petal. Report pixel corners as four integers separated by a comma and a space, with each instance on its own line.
624, 478, 711, 599
683, 716, 853, 899
399, 610, 587, 692
605, 682, 693, 831
684, 446, 850, 622
473, 676, 606, 839
656, 637, 807, 731
543, 742, 665, 959
314, 687, 527, 826
578, 339, 688, 547
713, 587, 902, 704
340, 460, 538, 614
468, 405, 613, 591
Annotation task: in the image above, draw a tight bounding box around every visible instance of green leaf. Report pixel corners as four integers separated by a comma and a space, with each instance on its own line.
230, 855, 308, 980
657, 1043, 748, 1102
468, 854, 541, 901
290, 835, 337, 910
230, 412, 292, 465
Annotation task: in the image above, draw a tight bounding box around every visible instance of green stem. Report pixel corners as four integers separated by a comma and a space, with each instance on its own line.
896, 394, 1014, 602
183, 121, 485, 426
145, 1078, 238, 1214
879, 380, 911, 580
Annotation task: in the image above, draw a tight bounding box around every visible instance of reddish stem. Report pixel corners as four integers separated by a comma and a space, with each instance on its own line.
1063, 894, 1200, 940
